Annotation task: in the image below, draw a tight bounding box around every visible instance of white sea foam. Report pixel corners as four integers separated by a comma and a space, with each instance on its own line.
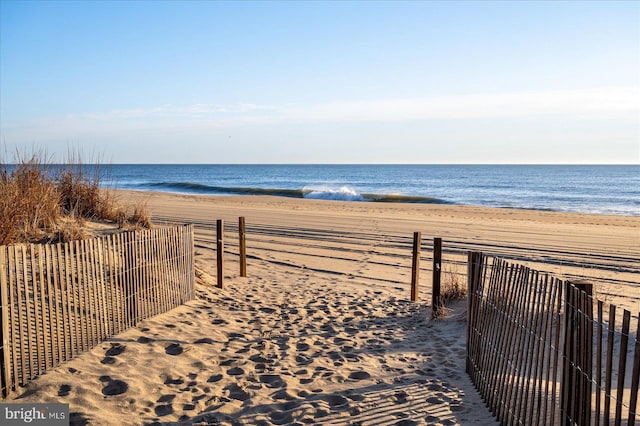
302, 185, 365, 201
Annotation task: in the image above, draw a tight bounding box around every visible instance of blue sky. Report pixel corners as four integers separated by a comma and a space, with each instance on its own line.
1, 0, 638, 164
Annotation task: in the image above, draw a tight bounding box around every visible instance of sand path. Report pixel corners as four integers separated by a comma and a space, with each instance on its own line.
13, 257, 495, 425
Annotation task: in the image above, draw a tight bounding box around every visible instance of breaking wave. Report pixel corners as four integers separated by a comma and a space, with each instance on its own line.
302, 186, 364, 201
140, 182, 449, 204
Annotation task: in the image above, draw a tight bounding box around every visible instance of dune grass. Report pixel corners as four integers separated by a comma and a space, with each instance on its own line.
433, 264, 468, 319
0, 150, 151, 245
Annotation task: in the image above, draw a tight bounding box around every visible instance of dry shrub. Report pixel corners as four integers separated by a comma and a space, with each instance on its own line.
98, 193, 123, 223
112, 206, 129, 228
118, 201, 153, 230
56, 160, 114, 220
130, 201, 153, 229
50, 218, 87, 244
0, 149, 152, 244
433, 265, 468, 319
0, 155, 60, 245
432, 304, 450, 319
441, 265, 467, 303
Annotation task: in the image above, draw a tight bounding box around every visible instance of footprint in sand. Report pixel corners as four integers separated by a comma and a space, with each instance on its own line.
100, 376, 128, 396
344, 353, 361, 362
164, 377, 184, 385
272, 389, 297, 401
165, 343, 184, 355
154, 404, 173, 416
105, 343, 126, 356
226, 367, 245, 376
249, 354, 270, 364
345, 392, 365, 402
348, 371, 371, 380
314, 408, 329, 419
326, 394, 349, 409
296, 342, 310, 352
207, 374, 223, 383
393, 390, 409, 404
193, 338, 214, 344
158, 394, 176, 403
235, 346, 251, 354
426, 383, 445, 391
225, 383, 250, 401
426, 396, 444, 404
226, 332, 245, 341
259, 374, 285, 388
58, 384, 71, 397
327, 351, 343, 361
269, 411, 293, 425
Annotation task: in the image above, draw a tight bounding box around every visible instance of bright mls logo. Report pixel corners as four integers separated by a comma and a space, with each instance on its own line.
1, 404, 68, 425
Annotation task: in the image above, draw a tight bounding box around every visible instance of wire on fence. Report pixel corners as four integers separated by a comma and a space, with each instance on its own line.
467, 254, 639, 426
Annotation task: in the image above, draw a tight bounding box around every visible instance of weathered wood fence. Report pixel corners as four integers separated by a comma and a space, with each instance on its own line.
467, 253, 639, 425
0, 225, 195, 398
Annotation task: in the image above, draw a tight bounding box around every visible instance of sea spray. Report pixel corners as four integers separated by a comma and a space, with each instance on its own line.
302, 185, 364, 201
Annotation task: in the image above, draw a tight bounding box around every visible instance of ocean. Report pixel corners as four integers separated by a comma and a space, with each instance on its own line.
106, 164, 639, 216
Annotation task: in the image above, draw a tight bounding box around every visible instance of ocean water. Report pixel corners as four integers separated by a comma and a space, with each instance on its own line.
106, 164, 639, 216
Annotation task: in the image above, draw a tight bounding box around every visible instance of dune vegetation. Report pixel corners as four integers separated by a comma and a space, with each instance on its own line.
0, 151, 151, 245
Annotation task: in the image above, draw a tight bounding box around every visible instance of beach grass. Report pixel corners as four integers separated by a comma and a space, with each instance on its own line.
0, 150, 152, 245
433, 264, 468, 318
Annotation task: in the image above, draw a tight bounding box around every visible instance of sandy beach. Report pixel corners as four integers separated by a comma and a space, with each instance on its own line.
9, 191, 640, 425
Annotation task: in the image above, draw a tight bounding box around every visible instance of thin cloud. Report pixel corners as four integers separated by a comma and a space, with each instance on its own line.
2, 87, 638, 140
284, 87, 639, 122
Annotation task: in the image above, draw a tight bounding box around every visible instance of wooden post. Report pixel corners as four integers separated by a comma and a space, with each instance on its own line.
576, 280, 593, 426
615, 309, 631, 425
239, 217, 247, 277
628, 313, 640, 425
410, 232, 421, 302
432, 237, 442, 317
216, 219, 224, 289
466, 251, 482, 374
0, 246, 11, 397
561, 280, 593, 426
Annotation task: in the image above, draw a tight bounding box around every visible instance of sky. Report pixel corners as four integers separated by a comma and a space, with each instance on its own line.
0, 0, 638, 164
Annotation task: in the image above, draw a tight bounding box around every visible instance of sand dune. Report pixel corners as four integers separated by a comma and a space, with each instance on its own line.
10, 192, 639, 425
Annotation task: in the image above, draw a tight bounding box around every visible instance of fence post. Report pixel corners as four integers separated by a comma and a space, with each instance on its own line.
466, 251, 482, 374
410, 232, 421, 302
629, 315, 640, 426
0, 246, 10, 397
561, 280, 593, 425
239, 217, 247, 278
217, 220, 224, 289
432, 237, 442, 317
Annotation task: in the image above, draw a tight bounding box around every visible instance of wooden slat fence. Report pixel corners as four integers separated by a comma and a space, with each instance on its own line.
467, 253, 639, 425
0, 224, 195, 398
